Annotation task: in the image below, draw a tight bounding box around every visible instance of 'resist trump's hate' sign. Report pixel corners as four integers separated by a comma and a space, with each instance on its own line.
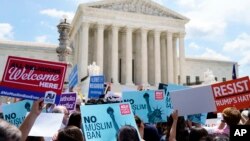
0, 56, 67, 104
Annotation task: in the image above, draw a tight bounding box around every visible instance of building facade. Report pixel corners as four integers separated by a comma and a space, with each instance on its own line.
0, 0, 238, 87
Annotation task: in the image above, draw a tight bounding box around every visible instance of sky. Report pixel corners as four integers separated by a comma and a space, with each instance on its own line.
0, 0, 250, 77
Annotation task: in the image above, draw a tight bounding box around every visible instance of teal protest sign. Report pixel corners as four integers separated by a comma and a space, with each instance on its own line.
187, 113, 208, 125
122, 90, 167, 124
158, 83, 189, 116
80, 103, 139, 141
2, 100, 33, 127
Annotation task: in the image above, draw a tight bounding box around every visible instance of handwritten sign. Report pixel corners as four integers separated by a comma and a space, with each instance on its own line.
0, 56, 67, 104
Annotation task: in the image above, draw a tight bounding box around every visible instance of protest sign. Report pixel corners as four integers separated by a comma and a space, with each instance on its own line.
68, 65, 78, 89
158, 83, 189, 116
122, 90, 167, 124
88, 75, 104, 99
80, 103, 140, 141
0, 56, 67, 104
28, 113, 64, 137
58, 92, 77, 111
2, 100, 33, 127
171, 76, 250, 115
204, 119, 220, 127
211, 76, 250, 112
187, 113, 207, 125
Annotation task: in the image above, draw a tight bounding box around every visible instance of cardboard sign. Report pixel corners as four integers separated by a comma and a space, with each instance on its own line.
2, 100, 33, 127
68, 65, 78, 89
170, 76, 250, 115
28, 113, 64, 137
122, 90, 167, 124
80, 103, 140, 141
187, 113, 207, 125
0, 56, 67, 104
58, 92, 77, 111
158, 83, 189, 116
88, 75, 104, 99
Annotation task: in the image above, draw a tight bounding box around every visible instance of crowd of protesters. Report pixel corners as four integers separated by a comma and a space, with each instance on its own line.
0, 84, 250, 141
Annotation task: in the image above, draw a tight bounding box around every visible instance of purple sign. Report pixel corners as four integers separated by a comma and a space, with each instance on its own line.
59, 92, 77, 111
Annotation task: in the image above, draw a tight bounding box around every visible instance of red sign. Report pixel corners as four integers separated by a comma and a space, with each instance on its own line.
155, 91, 164, 100
120, 104, 131, 115
0, 56, 67, 104
211, 76, 250, 112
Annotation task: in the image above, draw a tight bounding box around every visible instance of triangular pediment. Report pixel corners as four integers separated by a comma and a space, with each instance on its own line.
82, 0, 189, 21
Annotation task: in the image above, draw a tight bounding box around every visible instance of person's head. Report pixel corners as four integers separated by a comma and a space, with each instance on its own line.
52, 106, 69, 125
0, 119, 22, 141
212, 134, 229, 141
57, 126, 84, 141
67, 112, 82, 129
166, 116, 189, 141
189, 127, 208, 141
222, 107, 241, 126
134, 115, 144, 130
118, 125, 140, 141
25, 136, 44, 141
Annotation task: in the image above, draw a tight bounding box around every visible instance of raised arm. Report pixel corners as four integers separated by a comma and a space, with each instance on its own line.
169, 110, 178, 141
19, 98, 44, 141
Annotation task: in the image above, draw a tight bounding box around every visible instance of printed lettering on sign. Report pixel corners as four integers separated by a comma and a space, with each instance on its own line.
155, 91, 164, 100
120, 104, 131, 115
211, 76, 250, 112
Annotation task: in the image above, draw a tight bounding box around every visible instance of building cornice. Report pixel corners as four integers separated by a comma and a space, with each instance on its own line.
186, 57, 237, 64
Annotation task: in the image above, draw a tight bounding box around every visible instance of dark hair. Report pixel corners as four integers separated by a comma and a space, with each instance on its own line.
0, 119, 22, 141
26, 136, 45, 141
222, 107, 241, 126
67, 112, 82, 129
57, 126, 84, 141
134, 115, 142, 127
118, 125, 140, 141
166, 116, 189, 141
189, 127, 208, 141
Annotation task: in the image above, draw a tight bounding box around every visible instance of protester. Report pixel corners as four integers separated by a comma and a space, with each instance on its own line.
57, 126, 84, 141
67, 112, 82, 129
118, 125, 141, 141
19, 98, 44, 141
26, 136, 45, 141
189, 127, 209, 141
52, 105, 69, 127
161, 110, 189, 141
0, 118, 22, 141
135, 115, 161, 141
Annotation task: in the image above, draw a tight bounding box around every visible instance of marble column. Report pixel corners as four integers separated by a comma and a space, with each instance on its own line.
161, 36, 167, 83
173, 37, 177, 83
167, 31, 174, 83
79, 22, 89, 81
111, 26, 119, 84
179, 33, 186, 84
141, 29, 148, 85
96, 24, 104, 74
125, 27, 133, 85
154, 30, 161, 85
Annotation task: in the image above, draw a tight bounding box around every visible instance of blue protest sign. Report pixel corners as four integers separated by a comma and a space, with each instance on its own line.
80, 103, 139, 141
88, 75, 104, 99
122, 90, 167, 124
2, 100, 33, 127
158, 83, 189, 116
68, 65, 78, 88
187, 113, 208, 125
59, 92, 77, 111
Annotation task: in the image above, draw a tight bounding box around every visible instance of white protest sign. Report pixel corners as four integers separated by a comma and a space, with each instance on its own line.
28, 113, 64, 137
170, 85, 216, 116
170, 76, 250, 116
204, 119, 220, 127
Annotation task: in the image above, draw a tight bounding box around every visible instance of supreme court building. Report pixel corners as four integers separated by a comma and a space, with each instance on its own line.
0, 0, 238, 87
